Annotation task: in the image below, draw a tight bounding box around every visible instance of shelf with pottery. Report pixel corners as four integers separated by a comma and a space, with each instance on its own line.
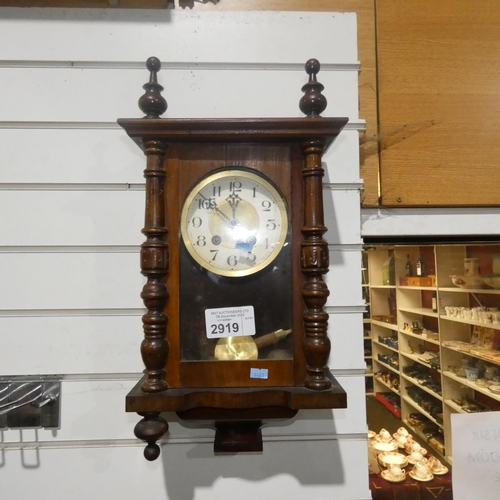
442, 370, 500, 403
440, 315, 500, 331
366, 243, 500, 468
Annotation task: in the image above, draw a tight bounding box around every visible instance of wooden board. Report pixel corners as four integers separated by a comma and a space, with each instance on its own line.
377, 0, 500, 206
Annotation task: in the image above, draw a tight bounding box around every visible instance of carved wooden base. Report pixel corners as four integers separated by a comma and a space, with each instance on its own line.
127, 374, 346, 458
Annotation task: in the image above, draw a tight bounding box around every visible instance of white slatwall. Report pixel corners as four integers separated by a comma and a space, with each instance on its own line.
0, 9, 370, 500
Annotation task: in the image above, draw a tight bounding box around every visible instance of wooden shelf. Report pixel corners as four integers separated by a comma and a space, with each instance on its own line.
400, 351, 441, 373
444, 399, 466, 414
440, 315, 500, 331
399, 285, 436, 291
441, 343, 500, 367
372, 338, 398, 353
402, 395, 443, 429
400, 372, 442, 401
439, 287, 500, 295
399, 306, 439, 318
400, 329, 440, 346
371, 319, 398, 331
442, 370, 500, 403
373, 358, 400, 375
370, 285, 396, 290
374, 375, 400, 395
404, 420, 446, 461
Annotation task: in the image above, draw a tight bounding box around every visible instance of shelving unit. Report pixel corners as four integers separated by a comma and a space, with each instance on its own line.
362, 251, 374, 395
365, 243, 500, 465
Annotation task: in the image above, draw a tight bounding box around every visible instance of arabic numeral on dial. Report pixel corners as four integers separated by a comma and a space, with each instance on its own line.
266, 219, 277, 230
210, 249, 218, 261
229, 181, 242, 193
213, 185, 221, 197
191, 216, 202, 228
227, 255, 238, 267
261, 200, 272, 211
196, 235, 207, 247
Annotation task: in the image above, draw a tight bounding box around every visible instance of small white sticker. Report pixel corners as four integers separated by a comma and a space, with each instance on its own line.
250, 368, 269, 380
205, 306, 256, 339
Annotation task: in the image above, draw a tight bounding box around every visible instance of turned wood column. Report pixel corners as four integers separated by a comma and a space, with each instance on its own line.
299, 59, 332, 390
138, 57, 169, 393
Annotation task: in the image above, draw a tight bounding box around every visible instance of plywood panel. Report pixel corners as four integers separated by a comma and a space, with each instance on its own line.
377, 0, 500, 206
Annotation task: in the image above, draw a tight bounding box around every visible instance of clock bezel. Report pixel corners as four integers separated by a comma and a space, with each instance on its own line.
179, 167, 290, 278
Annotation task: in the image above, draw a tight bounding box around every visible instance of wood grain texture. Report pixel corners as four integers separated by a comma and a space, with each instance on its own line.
377, 0, 500, 206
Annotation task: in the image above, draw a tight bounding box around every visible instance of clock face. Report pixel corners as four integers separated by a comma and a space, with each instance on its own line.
180, 168, 289, 277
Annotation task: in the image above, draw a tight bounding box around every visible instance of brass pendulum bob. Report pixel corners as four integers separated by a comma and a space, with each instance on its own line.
214, 329, 292, 361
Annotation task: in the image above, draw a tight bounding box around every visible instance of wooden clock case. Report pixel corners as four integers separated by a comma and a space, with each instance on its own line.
118, 57, 348, 460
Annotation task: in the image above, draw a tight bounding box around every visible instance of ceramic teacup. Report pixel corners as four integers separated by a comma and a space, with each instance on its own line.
427, 456, 442, 472
410, 450, 424, 463
409, 442, 422, 453
414, 460, 431, 479
388, 464, 405, 480
378, 428, 392, 442
395, 427, 408, 437
396, 434, 408, 448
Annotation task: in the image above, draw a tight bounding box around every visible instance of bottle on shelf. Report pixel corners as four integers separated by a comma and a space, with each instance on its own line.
382, 252, 396, 286
405, 254, 413, 277
416, 257, 423, 277
432, 292, 437, 313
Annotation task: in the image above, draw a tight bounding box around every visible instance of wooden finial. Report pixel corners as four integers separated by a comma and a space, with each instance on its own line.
138, 56, 168, 119
299, 58, 327, 117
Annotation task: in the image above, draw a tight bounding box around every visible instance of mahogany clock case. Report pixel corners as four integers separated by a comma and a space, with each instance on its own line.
119, 57, 348, 458
167, 142, 300, 389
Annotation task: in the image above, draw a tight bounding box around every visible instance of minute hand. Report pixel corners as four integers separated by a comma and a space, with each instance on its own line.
198, 193, 231, 223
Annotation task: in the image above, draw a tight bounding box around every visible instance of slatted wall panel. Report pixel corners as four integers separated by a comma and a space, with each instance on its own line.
0, 9, 370, 500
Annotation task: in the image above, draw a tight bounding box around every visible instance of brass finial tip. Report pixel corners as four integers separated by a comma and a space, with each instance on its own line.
305, 58, 320, 76
146, 56, 161, 73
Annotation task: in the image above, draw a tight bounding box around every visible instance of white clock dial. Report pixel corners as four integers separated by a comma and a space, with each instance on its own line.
180, 169, 289, 277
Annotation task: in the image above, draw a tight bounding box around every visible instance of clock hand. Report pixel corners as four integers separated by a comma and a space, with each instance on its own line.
226, 193, 241, 220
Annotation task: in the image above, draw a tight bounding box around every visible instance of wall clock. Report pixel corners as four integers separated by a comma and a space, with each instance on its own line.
118, 57, 348, 460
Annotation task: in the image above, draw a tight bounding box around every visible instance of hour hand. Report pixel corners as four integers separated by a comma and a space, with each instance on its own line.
226, 193, 241, 219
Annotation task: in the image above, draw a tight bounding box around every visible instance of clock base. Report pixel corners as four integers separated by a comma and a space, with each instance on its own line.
126, 373, 346, 458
